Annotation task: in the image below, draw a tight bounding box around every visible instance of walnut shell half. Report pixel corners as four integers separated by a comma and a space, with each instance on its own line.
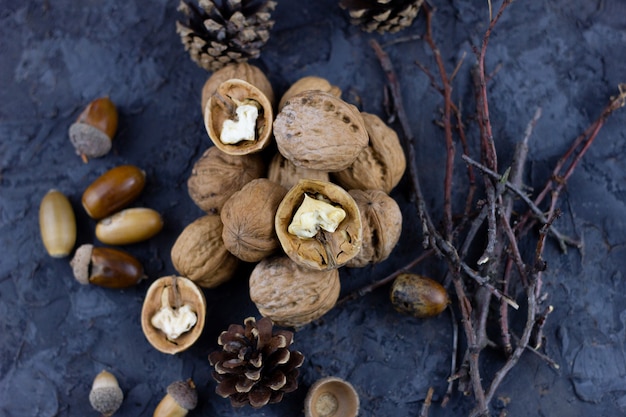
221, 178, 288, 262
187, 146, 265, 214
273, 91, 368, 172
205, 79, 273, 155
171, 215, 239, 288
267, 152, 330, 190
333, 112, 407, 193
347, 189, 402, 268
278, 76, 342, 112
249, 256, 340, 328
141, 275, 206, 354
275, 179, 362, 271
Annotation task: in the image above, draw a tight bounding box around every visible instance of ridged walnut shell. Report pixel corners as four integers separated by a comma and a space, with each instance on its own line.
346, 189, 402, 268
141, 275, 206, 354
273, 91, 368, 172
278, 76, 342, 112
267, 153, 330, 190
275, 179, 362, 271
171, 215, 239, 288
187, 146, 265, 214
249, 256, 340, 327
204, 79, 273, 155
333, 112, 407, 193
221, 178, 288, 262
201, 62, 275, 114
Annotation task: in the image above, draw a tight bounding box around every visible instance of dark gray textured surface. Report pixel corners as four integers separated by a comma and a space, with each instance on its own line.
1, 0, 625, 416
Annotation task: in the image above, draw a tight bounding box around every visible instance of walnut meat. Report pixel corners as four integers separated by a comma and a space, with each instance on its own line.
187, 146, 265, 214
201, 62, 275, 115
333, 112, 407, 193
221, 178, 288, 262
346, 189, 402, 268
171, 214, 239, 288
205, 79, 273, 155
275, 179, 362, 271
278, 76, 341, 111
249, 256, 340, 327
267, 153, 329, 190
273, 91, 369, 172
141, 275, 206, 354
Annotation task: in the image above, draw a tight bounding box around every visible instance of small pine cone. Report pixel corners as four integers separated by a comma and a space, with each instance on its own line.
208, 317, 305, 408
176, 0, 277, 72
339, 0, 424, 33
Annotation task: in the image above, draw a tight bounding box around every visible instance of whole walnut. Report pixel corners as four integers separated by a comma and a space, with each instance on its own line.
249, 256, 340, 328
267, 153, 329, 190
187, 146, 265, 214
201, 62, 275, 115
278, 76, 341, 112
275, 179, 362, 271
221, 178, 288, 262
273, 91, 369, 172
346, 189, 402, 268
171, 214, 239, 288
333, 112, 406, 193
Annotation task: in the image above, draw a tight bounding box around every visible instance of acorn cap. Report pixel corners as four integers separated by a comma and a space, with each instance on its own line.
304, 377, 359, 417
70, 243, 93, 285
89, 370, 123, 417
69, 122, 113, 159
167, 379, 198, 410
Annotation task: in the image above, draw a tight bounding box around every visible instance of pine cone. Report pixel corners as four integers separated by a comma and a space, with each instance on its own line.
176, 0, 277, 72
208, 317, 305, 408
339, 0, 424, 33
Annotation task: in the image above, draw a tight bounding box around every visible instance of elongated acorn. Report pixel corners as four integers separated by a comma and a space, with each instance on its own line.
390, 274, 450, 318
96, 207, 163, 245
69, 97, 118, 162
70, 244, 145, 288
89, 370, 123, 417
153, 379, 198, 417
39, 189, 76, 258
82, 165, 146, 219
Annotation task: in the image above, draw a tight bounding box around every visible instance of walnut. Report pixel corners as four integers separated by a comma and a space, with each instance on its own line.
346, 189, 403, 268
205, 79, 273, 155
249, 256, 340, 328
171, 214, 239, 288
221, 178, 288, 262
141, 275, 206, 354
201, 62, 275, 115
332, 112, 407, 193
273, 91, 369, 172
275, 179, 362, 271
187, 146, 265, 214
267, 152, 329, 190
278, 76, 342, 112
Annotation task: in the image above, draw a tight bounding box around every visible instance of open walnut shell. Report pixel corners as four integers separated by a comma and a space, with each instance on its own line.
201, 62, 275, 114
249, 256, 340, 328
346, 189, 403, 268
275, 179, 362, 271
221, 178, 288, 262
141, 275, 206, 354
171, 214, 239, 288
187, 146, 265, 214
267, 153, 330, 190
205, 79, 273, 155
273, 91, 369, 172
333, 112, 407, 193
278, 76, 342, 112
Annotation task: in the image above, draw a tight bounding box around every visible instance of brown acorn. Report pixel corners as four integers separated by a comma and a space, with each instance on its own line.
390, 274, 450, 318
70, 244, 145, 289
82, 165, 146, 219
69, 97, 118, 162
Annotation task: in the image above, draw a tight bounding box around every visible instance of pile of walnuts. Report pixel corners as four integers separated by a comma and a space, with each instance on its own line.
170, 62, 406, 333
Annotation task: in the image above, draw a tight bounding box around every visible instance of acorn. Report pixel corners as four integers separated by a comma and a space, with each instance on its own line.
95, 207, 163, 245
70, 244, 145, 288
69, 97, 118, 163
89, 370, 123, 417
390, 274, 450, 318
82, 165, 146, 219
153, 379, 198, 417
39, 189, 76, 258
